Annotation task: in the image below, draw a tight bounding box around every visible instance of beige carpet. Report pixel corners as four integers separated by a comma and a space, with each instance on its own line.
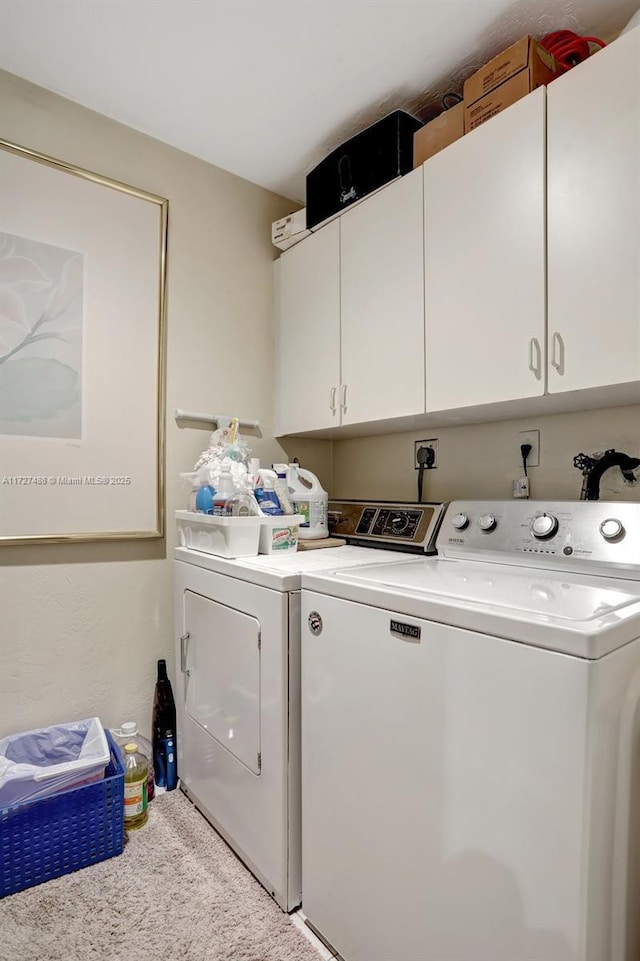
0, 790, 322, 961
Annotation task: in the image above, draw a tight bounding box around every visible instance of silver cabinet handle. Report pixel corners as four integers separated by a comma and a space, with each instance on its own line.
180, 632, 191, 676
329, 386, 337, 414
551, 332, 565, 375
528, 337, 542, 380
339, 384, 347, 412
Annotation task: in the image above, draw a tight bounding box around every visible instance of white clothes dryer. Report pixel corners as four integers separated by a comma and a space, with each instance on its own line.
173, 500, 445, 911
301, 500, 640, 960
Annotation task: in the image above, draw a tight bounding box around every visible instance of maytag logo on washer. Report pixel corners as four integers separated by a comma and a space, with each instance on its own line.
390, 619, 421, 641
308, 611, 323, 636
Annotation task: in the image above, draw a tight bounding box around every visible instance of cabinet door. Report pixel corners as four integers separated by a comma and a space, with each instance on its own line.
275, 221, 340, 435
424, 88, 546, 412
547, 29, 640, 394
340, 169, 425, 425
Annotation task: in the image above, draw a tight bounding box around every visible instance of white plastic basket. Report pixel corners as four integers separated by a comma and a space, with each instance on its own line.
175, 511, 261, 558
258, 515, 304, 554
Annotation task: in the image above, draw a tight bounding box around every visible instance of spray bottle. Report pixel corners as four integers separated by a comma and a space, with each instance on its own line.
272, 464, 294, 514
254, 468, 283, 515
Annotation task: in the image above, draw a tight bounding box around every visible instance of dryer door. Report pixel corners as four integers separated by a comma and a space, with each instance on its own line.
183, 590, 261, 774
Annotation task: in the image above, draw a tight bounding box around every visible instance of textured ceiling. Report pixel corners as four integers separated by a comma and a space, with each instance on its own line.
0, 0, 637, 202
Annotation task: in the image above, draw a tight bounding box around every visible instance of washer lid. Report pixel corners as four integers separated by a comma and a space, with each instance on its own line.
303, 558, 640, 659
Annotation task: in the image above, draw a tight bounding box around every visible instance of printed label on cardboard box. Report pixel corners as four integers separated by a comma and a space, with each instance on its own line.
464, 68, 552, 133
463, 36, 560, 109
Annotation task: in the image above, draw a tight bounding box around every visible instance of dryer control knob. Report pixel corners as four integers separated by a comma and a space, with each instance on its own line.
600, 518, 624, 540
478, 513, 497, 533
531, 513, 559, 539
451, 512, 469, 531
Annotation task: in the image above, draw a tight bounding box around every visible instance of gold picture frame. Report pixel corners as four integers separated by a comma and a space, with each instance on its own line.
0, 139, 167, 544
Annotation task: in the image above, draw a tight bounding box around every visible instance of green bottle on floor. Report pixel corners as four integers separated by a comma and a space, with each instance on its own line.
123, 743, 149, 829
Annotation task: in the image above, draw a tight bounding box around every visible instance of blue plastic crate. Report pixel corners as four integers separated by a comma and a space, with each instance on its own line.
0, 729, 124, 898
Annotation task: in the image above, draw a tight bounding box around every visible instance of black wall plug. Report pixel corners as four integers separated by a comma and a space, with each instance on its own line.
417, 445, 435, 502
417, 445, 436, 470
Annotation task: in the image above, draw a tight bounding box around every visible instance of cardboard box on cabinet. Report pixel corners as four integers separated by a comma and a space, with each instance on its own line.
306, 110, 421, 230
272, 208, 310, 250
464, 36, 561, 132
413, 102, 465, 167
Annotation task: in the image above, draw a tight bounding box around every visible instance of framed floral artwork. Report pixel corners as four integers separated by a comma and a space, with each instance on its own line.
0, 140, 167, 544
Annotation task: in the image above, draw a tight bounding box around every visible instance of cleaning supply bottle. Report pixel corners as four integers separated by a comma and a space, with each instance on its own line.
123, 743, 149, 829
194, 467, 215, 514
254, 468, 283, 515
195, 483, 215, 514
152, 659, 177, 792
180, 472, 201, 511
212, 462, 236, 515
286, 465, 328, 539
249, 458, 260, 484
271, 464, 294, 514
225, 490, 262, 516
113, 721, 155, 801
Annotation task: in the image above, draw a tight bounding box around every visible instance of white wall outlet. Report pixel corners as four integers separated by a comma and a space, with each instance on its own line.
518, 429, 540, 468
414, 439, 438, 470
513, 476, 530, 498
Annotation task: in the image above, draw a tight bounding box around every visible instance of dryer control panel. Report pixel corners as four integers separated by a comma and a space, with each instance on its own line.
438, 500, 640, 579
328, 500, 447, 554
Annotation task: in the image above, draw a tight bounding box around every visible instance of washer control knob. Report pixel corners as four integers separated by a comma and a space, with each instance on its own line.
600, 518, 624, 541
451, 512, 469, 531
478, 513, 497, 533
531, 513, 559, 539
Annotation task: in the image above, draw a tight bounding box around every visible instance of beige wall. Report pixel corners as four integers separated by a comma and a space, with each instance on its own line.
332, 405, 640, 503
0, 70, 330, 738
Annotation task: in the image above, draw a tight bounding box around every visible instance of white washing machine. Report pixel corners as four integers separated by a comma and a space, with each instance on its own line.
173, 499, 446, 911
301, 500, 640, 961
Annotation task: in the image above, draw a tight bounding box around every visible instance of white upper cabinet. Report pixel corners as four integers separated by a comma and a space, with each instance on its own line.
274, 36, 640, 438
275, 220, 340, 436
424, 88, 547, 412
276, 173, 425, 435
340, 169, 426, 425
547, 27, 640, 394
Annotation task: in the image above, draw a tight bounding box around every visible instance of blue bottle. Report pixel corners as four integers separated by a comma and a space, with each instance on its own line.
195, 484, 215, 514
152, 659, 177, 791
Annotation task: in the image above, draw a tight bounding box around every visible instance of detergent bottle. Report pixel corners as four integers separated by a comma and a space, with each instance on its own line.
286, 466, 328, 539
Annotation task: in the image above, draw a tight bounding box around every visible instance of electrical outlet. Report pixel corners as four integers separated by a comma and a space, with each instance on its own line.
518, 429, 540, 468
414, 439, 438, 470
513, 477, 530, 498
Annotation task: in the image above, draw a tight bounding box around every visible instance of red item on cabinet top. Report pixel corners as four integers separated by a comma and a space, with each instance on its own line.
540, 30, 606, 72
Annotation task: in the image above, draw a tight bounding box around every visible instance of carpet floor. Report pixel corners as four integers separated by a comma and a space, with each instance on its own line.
0, 790, 323, 961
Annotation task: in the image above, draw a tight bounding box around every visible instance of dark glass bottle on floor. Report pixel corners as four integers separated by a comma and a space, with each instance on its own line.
152, 658, 177, 791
